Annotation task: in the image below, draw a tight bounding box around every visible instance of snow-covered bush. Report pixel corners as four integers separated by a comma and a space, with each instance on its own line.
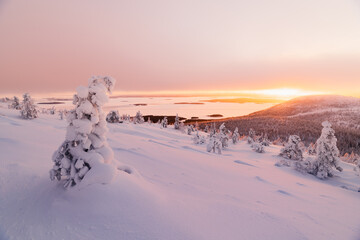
134, 111, 144, 124
50, 76, 116, 188
193, 131, 206, 145
187, 125, 192, 135
232, 127, 240, 144
306, 121, 343, 179
251, 142, 264, 153
9, 96, 21, 110
207, 136, 222, 154
174, 114, 180, 129
106, 110, 121, 123
161, 116, 168, 128
20, 93, 38, 119
261, 133, 270, 146
279, 135, 303, 161
247, 128, 255, 144
204, 125, 209, 133
219, 123, 229, 149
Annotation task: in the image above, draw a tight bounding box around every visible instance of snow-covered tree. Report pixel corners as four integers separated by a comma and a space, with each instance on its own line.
161, 116, 168, 128
279, 135, 303, 161
261, 133, 270, 146
209, 123, 216, 138
311, 121, 343, 179
50, 76, 116, 188
219, 123, 229, 149
9, 96, 21, 110
307, 142, 316, 155
174, 114, 180, 129
247, 128, 255, 144
207, 136, 222, 154
106, 110, 120, 123
59, 110, 65, 120
49, 106, 56, 115
232, 127, 240, 144
134, 111, 144, 124
20, 93, 38, 119
193, 130, 206, 144
187, 125, 192, 135
204, 125, 209, 133
251, 142, 264, 153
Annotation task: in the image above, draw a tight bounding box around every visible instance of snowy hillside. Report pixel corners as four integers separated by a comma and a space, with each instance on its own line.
0, 107, 359, 240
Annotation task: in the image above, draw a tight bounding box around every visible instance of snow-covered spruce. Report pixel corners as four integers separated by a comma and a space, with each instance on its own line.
161, 116, 168, 128
50, 76, 116, 188
219, 123, 229, 149
251, 142, 265, 153
305, 121, 343, 179
106, 110, 121, 123
174, 114, 180, 129
232, 127, 240, 144
261, 133, 270, 146
9, 96, 21, 110
187, 126, 192, 135
192, 130, 206, 145
279, 135, 303, 161
247, 128, 255, 144
207, 135, 222, 154
20, 93, 38, 119
134, 111, 144, 124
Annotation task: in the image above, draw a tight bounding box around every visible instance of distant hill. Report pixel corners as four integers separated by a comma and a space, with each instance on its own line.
198, 95, 360, 155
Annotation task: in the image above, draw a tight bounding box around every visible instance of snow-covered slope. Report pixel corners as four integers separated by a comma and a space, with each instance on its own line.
0, 108, 359, 240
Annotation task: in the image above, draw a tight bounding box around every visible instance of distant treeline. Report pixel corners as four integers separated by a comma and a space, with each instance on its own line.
196, 115, 360, 155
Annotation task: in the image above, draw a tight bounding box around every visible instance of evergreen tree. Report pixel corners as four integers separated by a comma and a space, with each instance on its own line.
219, 123, 229, 149
311, 121, 343, 179
280, 135, 303, 161
134, 111, 144, 124
247, 128, 255, 144
50, 76, 116, 188
161, 116, 168, 128
20, 93, 38, 119
207, 136, 222, 154
251, 142, 265, 153
232, 127, 240, 144
174, 114, 180, 129
106, 110, 120, 123
204, 125, 209, 133
192, 130, 205, 144
9, 96, 21, 110
261, 133, 270, 146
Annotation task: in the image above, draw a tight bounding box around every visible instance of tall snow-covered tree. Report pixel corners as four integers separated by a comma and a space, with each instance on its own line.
219, 123, 229, 149
232, 127, 240, 144
207, 135, 222, 154
279, 135, 303, 161
20, 93, 38, 119
247, 128, 255, 144
50, 76, 116, 188
209, 123, 216, 138
106, 110, 120, 123
161, 116, 168, 128
311, 121, 343, 179
174, 114, 180, 129
134, 111, 144, 124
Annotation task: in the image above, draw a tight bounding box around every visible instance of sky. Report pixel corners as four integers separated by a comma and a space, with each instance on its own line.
0, 0, 360, 98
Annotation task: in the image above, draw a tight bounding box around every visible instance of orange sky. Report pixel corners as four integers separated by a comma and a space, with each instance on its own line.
0, 0, 360, 98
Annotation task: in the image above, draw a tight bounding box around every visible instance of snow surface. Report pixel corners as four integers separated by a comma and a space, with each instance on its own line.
0, 107, 359, 240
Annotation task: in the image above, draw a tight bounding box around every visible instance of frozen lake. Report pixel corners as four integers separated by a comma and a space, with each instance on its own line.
37, 96, 278, 119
